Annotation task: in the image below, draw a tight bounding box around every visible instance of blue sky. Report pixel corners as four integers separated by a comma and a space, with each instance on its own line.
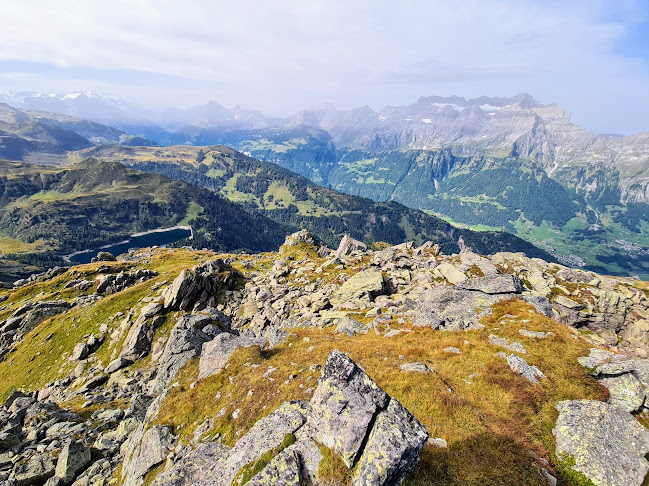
0, 0, 647, 134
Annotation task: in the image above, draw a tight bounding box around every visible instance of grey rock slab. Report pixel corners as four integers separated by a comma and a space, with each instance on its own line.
121, 425, 175, 486
553, 295, 584, 311
12, 453, 55, 486
282, 229, 322, 249
330, 268, 386, 305
119, 315, 159, 362
488, 334, 527, 354
600, 373, 646, 413
335, 316, 371, 337
150, 441, 230, 486
399, 362, 432, 373
0, 433, 19, 452
55, 440, 91, 485
286, 435, 322, 485
151, 314, 213, 392
413, 287, 505, 331
161, 259, 226, 311
457, 274, 523, 294
443, 346, 462, 354
435, 262, 467, 285
246, 449, 302, 486
198, 333, 264, 380
203, 401, 308, 486
352, 398, 428, 486
140, 302, 162, 319
70, 344, 89, 361
577, 348, 636, 376
307, 350, 389, 468
557, 268, 593, 283
105, 357, 131, 374
519, 329, 552, 339
554, 400, 649, 486
503, 353, 546, 383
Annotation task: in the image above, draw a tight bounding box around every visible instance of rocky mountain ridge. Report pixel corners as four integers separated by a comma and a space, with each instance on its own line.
0, 231, 648, 484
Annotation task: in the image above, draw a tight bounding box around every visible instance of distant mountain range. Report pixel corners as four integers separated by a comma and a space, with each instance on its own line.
1, 91, 648, 278
0, 102, 157, 163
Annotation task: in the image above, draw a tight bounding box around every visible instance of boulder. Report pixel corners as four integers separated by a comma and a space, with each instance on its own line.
352, 398, 428, 486
204, 401, 308, 486
553, 295, 584, 311
553, 400, 649, 486
413, 287, 495, 331
488, 334, 527, 354
435, 262, 467, 285
140, 302, 162, 319
150, 442, 230, 486
307, 350, 389, 467
578, 349, 636, 376
502, 353, 546, 383
119, 315, 163, 361
330, 268, 387, 306
96, 269, 157, 295
161, 259, 227, 311
105, 357, 132, 374
55, 440, 91, 484
399, 362, 432, 373
457, 274, 523, 294
519, 329, 552, 339
335, 235, 367, 259
12, 454, 55, 486
599, 373, 646, 413
557, 268, 592, 283
335, 316, 371, 336
0, 432, 19, 452
282, 229, 322, 248
121, 425, 175, 486
92, 252, 116, 262
198, 333, 264, 380
70, 343, 89, 361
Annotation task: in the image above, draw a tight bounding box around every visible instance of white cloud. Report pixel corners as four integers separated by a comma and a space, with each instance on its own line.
0, 0, 647, 133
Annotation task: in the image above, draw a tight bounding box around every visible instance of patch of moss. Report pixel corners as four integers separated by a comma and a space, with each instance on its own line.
554, 454, 597, 486
234, 433, 297, 485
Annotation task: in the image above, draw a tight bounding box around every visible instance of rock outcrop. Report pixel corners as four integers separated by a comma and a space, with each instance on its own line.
578, 348, 648, 413
151, 350, 427, 486
554, 400, 649, 486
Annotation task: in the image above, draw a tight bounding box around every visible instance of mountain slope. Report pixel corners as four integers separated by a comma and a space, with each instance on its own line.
66, 145, 555, 261
0, 158, 292, 283
120, 95, 648, 279
0, 103, 157, 164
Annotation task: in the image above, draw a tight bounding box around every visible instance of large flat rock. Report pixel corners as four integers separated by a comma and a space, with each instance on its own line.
553, 400, 649, 486
307, 350, 389, 467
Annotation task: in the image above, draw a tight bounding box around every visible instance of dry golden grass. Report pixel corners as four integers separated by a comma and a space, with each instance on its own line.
157, 298, 607, 485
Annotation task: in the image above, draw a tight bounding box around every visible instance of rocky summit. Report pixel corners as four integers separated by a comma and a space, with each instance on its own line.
0, 230, 649, 485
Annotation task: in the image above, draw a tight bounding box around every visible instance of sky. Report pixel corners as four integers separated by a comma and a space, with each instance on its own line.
0, 0, 647, 134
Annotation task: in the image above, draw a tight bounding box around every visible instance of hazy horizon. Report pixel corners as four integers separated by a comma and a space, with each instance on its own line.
0, 1, 647, 134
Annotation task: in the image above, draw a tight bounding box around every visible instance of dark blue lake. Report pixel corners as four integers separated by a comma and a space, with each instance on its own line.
68, 227, 192, 264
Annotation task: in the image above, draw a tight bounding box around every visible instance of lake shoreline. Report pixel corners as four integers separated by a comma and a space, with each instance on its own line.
63, 225, 193, 263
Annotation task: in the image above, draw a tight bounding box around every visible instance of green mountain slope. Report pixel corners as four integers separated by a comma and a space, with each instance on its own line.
127, 95, 648, 280
0, 159, 291, 283
66, 145, 555, 262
